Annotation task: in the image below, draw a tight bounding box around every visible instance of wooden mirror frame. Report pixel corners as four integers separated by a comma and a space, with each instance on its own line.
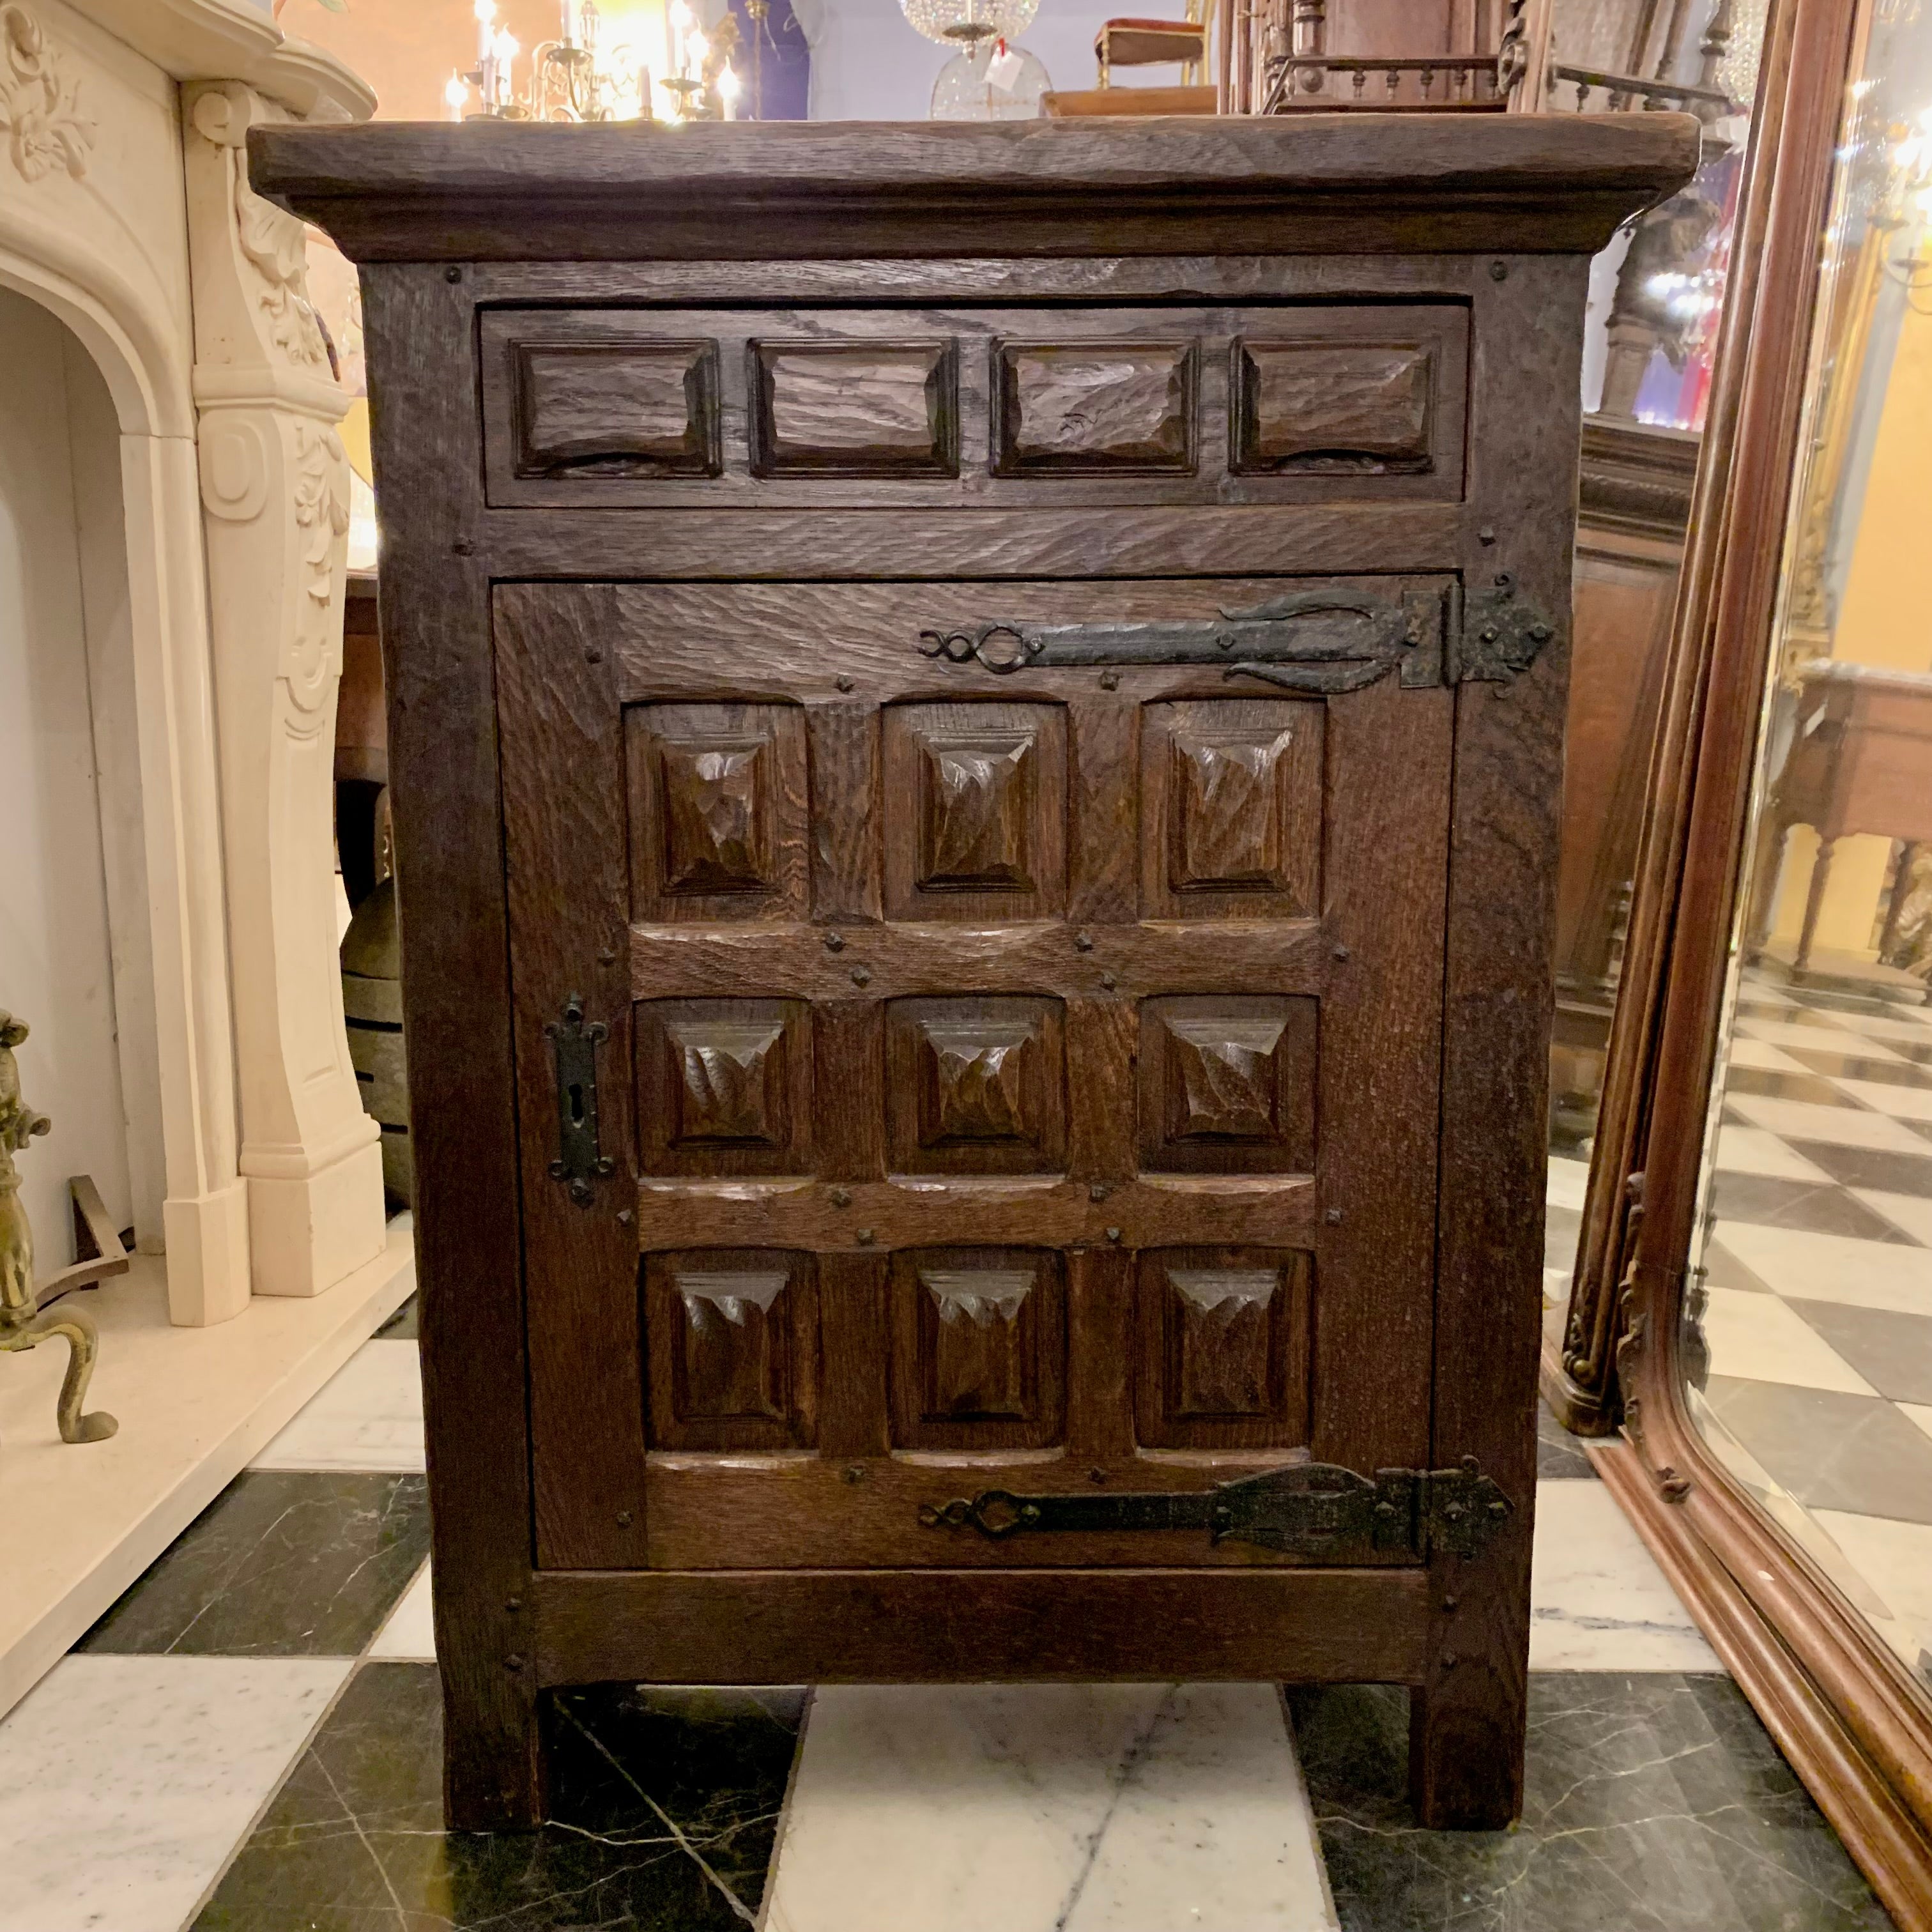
1543, 0, 1932, 1919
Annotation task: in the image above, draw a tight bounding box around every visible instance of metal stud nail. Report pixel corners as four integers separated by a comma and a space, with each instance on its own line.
836, 673, 855, 693
506, 1597, 523, 1613
1442, 1650, 1459, 1668
830, 1187, 852, 1208
1106, 1226, 1123, 1243
1089, 1182, 1109, 1202
445, 265, 463, 283
586, 648, 602, 664
1089, 1468, 1108, 1484
1478, 525, 1497, 545
1332, 945, 1350, 962
1325, 1208, 1342, 1225
843, 1464, 868, 1483
505, 1653, 524, 1670
851, 965, 871, 987
617, 1209, 633, 1227
857, 1227, 876, 1245
1489, 259, 1508, 280
1073, 931, 1094, 952
1100, 970, 1117, 990
824, 931, 846, 952
1099, 670, 1120, 691
616, 1510, 633, 1527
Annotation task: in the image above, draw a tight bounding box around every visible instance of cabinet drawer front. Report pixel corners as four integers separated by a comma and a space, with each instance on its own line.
480, 303, 1468, 510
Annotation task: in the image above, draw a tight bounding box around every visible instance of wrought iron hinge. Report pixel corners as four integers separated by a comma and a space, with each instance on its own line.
918, 1456, 1512, 1563
1453, 574, 1560, 685
916, 588, 1445, 696
544, 993, 611, 1208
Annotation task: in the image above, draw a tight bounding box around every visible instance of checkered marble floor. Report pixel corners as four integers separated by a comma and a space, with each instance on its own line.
1686, 966, 1932, 1682
1, 1204, 1898, 1929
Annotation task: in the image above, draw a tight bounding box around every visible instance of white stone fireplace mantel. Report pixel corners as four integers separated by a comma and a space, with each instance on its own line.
0, 0, 386, 1322
0, 0, 412, 1721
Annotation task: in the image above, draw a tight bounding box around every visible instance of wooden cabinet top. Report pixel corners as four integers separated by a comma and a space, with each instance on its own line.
252, 114, 1699, 264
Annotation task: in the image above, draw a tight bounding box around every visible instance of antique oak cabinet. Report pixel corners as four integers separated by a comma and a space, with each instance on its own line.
255, 116, 1696, 1832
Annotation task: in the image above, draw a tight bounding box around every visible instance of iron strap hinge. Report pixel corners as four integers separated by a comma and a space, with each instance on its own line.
914, 580, 1557, 694
918, 1456, 1512, 1563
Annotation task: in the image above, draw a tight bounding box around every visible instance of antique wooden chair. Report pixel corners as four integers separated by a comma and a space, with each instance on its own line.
1094, 0, 1206, 87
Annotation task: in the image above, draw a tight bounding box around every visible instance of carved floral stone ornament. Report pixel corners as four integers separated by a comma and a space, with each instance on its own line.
236, 174, 330, 369
0, 2, 94, 184
286, 421, 349, 716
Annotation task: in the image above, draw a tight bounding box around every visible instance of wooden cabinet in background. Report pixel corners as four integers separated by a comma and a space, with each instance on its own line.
1551, 417, 1698, 1145
256, 111, 1696, 1837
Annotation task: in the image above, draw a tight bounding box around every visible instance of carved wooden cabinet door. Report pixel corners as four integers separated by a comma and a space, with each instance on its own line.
498, 573, 1453, 1573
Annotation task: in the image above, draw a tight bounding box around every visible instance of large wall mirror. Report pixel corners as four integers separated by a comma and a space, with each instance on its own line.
1548, 0, 1932, 1917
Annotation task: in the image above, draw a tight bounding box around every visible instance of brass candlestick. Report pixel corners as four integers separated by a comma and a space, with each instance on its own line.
0, 1012, 117, 1445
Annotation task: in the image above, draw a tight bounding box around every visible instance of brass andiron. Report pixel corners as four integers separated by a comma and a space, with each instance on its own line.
0, 1012, 117, 1445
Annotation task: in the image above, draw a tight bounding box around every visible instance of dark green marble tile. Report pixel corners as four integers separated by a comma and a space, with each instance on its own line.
193, 1662, 806, 1931
80, 1471, 430, 1657
1291, 1674, 1893, 1931
1536, 1399, 1599, 1480
375, 1293, 420, 1340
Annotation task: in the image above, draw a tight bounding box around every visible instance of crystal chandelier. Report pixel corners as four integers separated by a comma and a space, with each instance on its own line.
447, 0, 744, 125
900, 0, 1038, 47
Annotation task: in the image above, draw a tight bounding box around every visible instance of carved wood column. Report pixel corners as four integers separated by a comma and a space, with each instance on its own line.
184, 80, 385, 1299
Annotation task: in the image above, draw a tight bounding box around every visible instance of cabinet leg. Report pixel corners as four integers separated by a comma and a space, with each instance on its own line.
1408, 1666, 1525, 1830
442, 1671, 547, 1832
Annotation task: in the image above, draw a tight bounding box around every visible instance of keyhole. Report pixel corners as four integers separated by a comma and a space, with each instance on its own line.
567, 1082, 585, 1129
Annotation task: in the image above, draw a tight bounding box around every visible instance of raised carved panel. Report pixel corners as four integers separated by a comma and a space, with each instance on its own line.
636, 999, 812, 1175
645, 1248, 818, 1450
1135, 1247, 1312, 1450
1142, 699, 1322, 920
514, 341, 720, 478
884, 702, 1067, 921
1233, 341, 1435, 474
886, 996, 1067, 1175
627, 702, 809, 921
889, 1248, 1065, 1450
992, 341, 1198, 475
1138, 995, 1318, 1174
750, 340, 959, 477
921, 732, 1034, 890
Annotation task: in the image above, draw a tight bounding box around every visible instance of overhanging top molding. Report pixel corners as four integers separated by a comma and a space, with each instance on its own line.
80, 0, 373, 121
249, 114, 1699, 264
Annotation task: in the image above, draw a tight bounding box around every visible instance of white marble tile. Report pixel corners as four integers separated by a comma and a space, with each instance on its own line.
1546, 1158, 1590, 1212
1713, 1222, 1932, 1317
367, 1560, 435, 1660
1832, 1077, 1932, 1122
1810, 1008, 1932, 1046
1812, 1510, 1932, 1672
762, 1683, 1335, 1932
0, 1654, 348, 1932
1851, 1188, 1932, 1249
1698, 1287, 1877, 1395
1903, 1402, 1932, 1445
1735, 1016, 1903, 1059
1727, 1094, 1931, 1154
1529, 1480, 1722, 1672
1723, 1037, 1809, 1073
1710, 1126, 1832, 1181
250, 1338, 425, 1472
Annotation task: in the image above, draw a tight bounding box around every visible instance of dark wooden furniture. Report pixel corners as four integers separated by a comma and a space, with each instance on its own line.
254, 113, 1694, 1836
1745, 662, 1932, 975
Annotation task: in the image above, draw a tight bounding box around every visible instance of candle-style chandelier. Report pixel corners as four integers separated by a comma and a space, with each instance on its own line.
446, 0, 743, 125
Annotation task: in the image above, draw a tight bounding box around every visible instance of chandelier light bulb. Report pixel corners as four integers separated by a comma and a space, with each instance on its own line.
445, 72, 470, 117
717, 58, 740, 114
688, 26, 709, 62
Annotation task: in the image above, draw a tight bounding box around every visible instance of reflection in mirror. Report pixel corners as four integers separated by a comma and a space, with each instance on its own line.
1686, 0, 1932, 1691
1548, 0, 1773, 1197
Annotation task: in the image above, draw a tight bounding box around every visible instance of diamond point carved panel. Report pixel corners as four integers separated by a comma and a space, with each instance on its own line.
1135, 1248, 1312, 1450
888, 997, 1066, 1176
638, 999, 810, 1176
923, 1020, 1034, 1144
885, 703, 1066, 921
645, 1248, 818, 1450
659, 735, 773, 894
1139, 996, 1316, 1175
890, 1248, 1065, 1450
1171, 726, 1294, 893
1166, 1013, 1289, 1141
919, 732, 1036, 891
1142, 700, 1321, 922
668, 1016, 786, 1146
